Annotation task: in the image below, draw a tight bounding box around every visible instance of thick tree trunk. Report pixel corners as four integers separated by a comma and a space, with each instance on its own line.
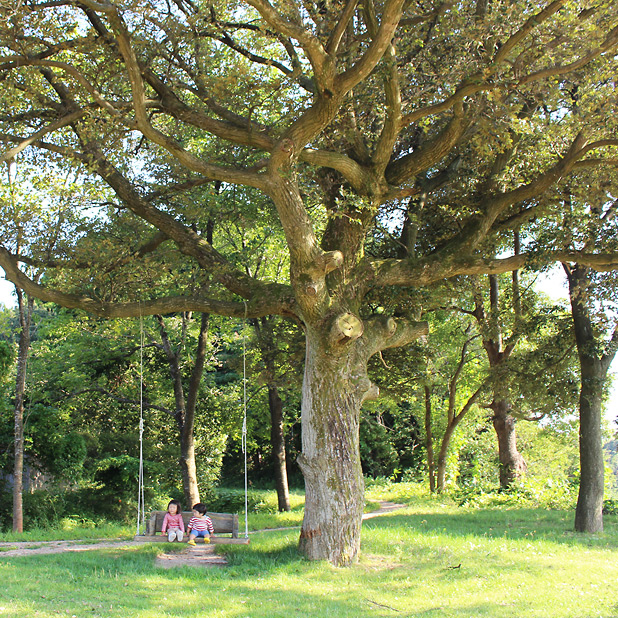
268, 384, 291, 512
491, 400, 527, 488
297, 330, 366, 566
13, 292, 33, 533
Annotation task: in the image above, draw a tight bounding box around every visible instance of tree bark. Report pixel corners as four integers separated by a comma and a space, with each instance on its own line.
491, 399, 527, 487
475, 273, 527, 489
296, 314, 427, 565
574, 359, 605, 532
268, 383, 291, 512
565, 264, 613, 533
179, 428, 200, 507
436, 424, 456, 493
13, 290, 33, 533
297, 328, 366, 566
253, 317, 291, 512
424, 385, 436, 493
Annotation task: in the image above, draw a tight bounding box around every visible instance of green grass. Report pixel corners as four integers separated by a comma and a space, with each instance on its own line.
241, 490, 381, 532
1, 493, 617, 617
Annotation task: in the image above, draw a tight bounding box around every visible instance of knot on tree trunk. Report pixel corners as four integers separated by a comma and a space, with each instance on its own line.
361, 382, 380, 404
296, 251, 344, 310
329, 312, 364, 346
318, 250, 344, 275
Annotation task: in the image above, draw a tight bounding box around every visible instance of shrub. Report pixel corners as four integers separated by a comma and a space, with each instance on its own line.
208, 488, 279, 514
603, 498, 618, 515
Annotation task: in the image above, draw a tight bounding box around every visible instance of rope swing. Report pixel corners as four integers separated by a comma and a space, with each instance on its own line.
134, 305, 250, 542
242, 301, 249, 539
136, 309, 146, 536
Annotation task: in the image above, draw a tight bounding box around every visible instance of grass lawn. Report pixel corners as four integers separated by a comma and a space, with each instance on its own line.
0, 493, 617, 618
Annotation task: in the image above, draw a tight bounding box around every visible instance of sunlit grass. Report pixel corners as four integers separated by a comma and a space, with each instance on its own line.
240, 489, 382, 532
1, 491, 617, 617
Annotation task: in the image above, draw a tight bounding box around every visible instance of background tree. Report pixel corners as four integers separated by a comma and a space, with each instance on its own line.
532, 172, 618, 531
11, 287, 33, 533
558, 196, 618, 533
423, 314, 487, 492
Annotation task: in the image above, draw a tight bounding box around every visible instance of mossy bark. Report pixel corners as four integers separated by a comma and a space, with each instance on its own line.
297, 327, 367, 566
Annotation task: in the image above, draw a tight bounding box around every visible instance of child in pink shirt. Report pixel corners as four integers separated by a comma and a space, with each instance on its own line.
161, 499, 185, 542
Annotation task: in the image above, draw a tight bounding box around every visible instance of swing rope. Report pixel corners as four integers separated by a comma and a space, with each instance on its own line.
242, 301, 249, 539
136, 309, 146, 536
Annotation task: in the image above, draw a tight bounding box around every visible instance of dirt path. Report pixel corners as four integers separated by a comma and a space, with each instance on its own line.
0, 501, 406, 567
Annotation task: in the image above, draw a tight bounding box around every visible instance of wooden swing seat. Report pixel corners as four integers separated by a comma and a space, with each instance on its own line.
133, 510, 250, 544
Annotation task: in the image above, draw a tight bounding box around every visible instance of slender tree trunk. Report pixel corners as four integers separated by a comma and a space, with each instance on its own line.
475, 272, 526, 489
157, 313, 209, 507
491, 399, 527, 488
13, 290, 33, 533
268, 384, 291, 511
179, 429, 200, 507
436, 424, 457, 493
424, 385, 436, 493
254, 317, 291, 512
565, 263, 615, 534
432, 333, 483, 493
574, 359, 605, 532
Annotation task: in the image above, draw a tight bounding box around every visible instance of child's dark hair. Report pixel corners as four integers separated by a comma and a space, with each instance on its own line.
192, 502, 207, 515
168, 499, 182, 511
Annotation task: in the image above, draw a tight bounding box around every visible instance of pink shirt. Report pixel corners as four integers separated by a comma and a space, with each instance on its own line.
161, 512, 185, 532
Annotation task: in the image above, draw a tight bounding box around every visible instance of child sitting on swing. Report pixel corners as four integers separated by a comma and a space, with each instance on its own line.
186, 502, 214, 545
161, 499, 185, 542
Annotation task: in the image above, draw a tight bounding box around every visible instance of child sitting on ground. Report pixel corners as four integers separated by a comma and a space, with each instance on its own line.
161, 499, 185, 542
186, 502, 214, 545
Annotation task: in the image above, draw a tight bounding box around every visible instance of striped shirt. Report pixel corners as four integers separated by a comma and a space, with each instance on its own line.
188, 515, 214, 533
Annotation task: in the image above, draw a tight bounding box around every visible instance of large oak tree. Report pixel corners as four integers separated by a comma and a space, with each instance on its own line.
0, 0, 617, 564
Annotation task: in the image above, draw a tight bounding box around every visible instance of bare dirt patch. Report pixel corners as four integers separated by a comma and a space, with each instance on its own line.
155, 544, 228, 568
0, 539, 140, 557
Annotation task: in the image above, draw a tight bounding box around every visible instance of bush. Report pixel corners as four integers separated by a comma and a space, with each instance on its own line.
451, 475, 578, 510
208, 488, 279, 514
603, 498, 618, 515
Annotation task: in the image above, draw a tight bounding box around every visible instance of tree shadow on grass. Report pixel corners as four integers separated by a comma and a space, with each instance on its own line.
362, 507, 618, 549
222, 529, 305, 572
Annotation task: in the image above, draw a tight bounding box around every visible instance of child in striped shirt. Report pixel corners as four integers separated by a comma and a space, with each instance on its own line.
186, 502, 214, 545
